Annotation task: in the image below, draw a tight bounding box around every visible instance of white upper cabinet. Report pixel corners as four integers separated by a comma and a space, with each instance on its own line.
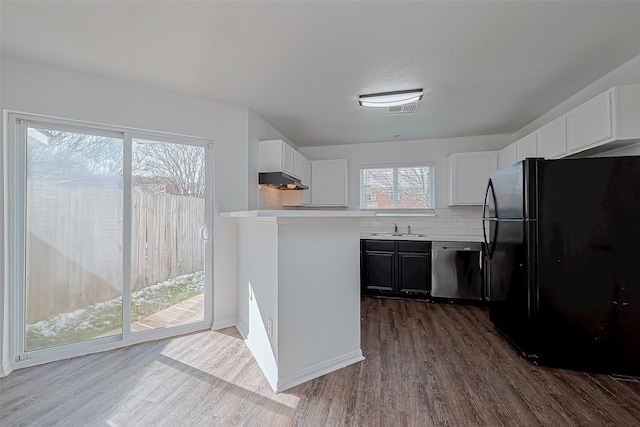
293, 150, 305, 180
566, 91, 612, 153
503, 84, 640, 162
499, 143, 517, 169
515, 133, 537, 162
259, 139, 301, 179
448, 152, 499, 206
536, 116, 567, 159
565, 84, 640, 156
310, 159, 348, 206
282, 142, 296, 176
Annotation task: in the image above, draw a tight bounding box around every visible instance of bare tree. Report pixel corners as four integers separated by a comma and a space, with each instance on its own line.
398, 167, 431, 208
361, 167, 432, 209
27, 128, 206, 197
28, 128, 123, 180
133, 142, 205, 198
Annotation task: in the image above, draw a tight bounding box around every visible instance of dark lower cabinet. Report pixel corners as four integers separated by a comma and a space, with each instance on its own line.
361, 239, 431, 298
398, 252, 430, 294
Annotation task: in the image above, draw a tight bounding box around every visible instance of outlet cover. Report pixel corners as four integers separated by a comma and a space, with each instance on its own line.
437, 215, 453, 222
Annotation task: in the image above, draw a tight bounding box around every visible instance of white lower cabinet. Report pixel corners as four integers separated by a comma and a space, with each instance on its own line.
448, 151, 499, 205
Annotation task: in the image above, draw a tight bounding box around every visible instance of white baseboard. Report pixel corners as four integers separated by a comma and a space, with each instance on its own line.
211, 317, 236, 330
235, 322, 248, 339
275, 349, 365, 393
0, 363, 13, 378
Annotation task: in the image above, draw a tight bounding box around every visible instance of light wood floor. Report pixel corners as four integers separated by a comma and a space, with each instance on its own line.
2, 297, 640, 426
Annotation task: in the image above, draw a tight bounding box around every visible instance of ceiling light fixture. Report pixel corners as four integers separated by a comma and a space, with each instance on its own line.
359, 89, 423, 108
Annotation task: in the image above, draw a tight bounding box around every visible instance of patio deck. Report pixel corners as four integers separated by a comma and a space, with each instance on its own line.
131, 293, 204, 332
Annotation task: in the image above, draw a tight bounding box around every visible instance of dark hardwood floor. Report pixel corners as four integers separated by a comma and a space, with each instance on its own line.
2, 297, 640, 426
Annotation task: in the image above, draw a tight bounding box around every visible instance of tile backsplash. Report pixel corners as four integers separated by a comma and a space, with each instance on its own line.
258, 189, 484, 240
259, 186, 283, 210
359, 206, 484, 240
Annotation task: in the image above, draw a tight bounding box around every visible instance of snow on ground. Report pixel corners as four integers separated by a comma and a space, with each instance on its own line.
27, 271, 204, 346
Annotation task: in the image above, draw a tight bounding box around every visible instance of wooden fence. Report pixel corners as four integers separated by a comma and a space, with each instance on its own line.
26, 181, 205, 323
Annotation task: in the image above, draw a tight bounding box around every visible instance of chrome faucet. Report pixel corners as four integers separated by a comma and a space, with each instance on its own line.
408, 225, 411, 234
393, 222, 398, 233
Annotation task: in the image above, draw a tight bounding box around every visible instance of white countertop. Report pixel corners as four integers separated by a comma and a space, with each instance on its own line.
360, 233, 484, 243
221, 210, 376, 218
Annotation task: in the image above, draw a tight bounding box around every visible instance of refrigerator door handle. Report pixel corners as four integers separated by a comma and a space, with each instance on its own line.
482, 179, 492, 254
482, 178, 493, 221
482, 179, 498, 258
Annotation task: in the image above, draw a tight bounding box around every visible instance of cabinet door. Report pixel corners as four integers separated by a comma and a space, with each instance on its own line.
310, 159, 348, 206
536, 117, 567, 159
292, 150, 304, 179
567, 90, 612, 153
448, 152, 498, 205
301, 157, 311, 205
364, 251, 395, 293
282, 143, 296, 176
499, 143, 517, 169
515, 133, 537, 162
397, 252, 430, 295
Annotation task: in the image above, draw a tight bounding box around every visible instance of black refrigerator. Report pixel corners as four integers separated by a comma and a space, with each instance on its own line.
483, 157, 640, 375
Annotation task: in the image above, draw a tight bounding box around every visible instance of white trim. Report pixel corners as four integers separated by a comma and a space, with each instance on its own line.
6, 110, 208, 144
12, 321, 211, 371
0, 363, 13, 378
122, 133, 133, 343
275, 350, 365, 393
204, 143, 214, 325
360, 161, 435, 169
235, 321, 248, 339
211, 317, 236, 330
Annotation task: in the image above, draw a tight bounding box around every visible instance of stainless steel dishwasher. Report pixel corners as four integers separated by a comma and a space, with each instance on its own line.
431, 241, 483, 300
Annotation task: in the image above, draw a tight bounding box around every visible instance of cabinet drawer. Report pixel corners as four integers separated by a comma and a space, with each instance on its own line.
364, 240, 395, 252
398, 241, 431, 253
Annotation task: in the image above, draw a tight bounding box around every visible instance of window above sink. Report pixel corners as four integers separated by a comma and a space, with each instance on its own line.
359, 163, 434, 212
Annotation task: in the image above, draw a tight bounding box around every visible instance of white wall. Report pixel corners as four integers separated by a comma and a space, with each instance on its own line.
516, 54, 640, 141
236, 219, 279, 390
0, 56, 249, 372
300, 134, 511, 210
247, 110, 297, 210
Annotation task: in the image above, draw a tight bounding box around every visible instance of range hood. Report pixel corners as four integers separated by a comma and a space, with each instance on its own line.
259, 172, 308, 190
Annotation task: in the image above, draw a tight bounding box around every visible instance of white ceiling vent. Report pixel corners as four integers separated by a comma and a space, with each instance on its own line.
388, 102, 418, 115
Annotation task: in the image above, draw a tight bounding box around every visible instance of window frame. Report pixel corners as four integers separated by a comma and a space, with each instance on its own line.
359, 162, 435, 212
5, 111, 215, 368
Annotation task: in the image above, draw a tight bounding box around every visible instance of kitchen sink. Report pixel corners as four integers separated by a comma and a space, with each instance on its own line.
369, 233, 428, 238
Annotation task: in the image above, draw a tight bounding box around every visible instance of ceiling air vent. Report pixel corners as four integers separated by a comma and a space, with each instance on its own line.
388, 102, 418, 115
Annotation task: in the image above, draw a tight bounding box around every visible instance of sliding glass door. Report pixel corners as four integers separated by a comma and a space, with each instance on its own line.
130, 138, 207, 333
10, 115, 213, 361
24, 125, 124, 352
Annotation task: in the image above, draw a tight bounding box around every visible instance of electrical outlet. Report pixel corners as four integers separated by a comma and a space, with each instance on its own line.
267, 318, 273, 337
436, 215, 453, 222
15, 353, 30, 362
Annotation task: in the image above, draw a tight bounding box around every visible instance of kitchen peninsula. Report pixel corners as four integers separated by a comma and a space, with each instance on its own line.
221, 209, 374, 392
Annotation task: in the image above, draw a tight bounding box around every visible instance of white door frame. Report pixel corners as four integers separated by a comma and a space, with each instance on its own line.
5, 112, 214, 371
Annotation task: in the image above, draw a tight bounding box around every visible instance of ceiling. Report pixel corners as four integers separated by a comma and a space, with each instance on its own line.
2, 1, 640, 147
